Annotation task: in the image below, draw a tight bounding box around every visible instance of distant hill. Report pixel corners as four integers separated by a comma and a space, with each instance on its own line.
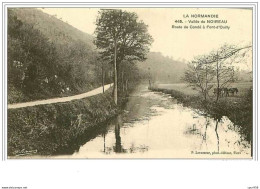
236, 70, 252, 82
137, 52, 187, 83
137, 52, 252, 84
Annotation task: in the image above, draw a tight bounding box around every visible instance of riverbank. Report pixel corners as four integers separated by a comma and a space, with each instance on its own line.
19, 84, 250, 159
8, 88, 121, 156
149, 86, 253, 144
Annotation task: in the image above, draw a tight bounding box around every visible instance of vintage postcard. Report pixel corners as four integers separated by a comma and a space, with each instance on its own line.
4, 5, 255, 159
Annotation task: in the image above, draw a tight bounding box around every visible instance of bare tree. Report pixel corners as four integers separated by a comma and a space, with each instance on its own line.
183, 44, 251, 101
183, 55, 214, 100
208, 44, 251, 101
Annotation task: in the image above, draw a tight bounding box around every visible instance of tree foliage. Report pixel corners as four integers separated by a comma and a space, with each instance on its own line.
94, 9, 153, 104
94, 9, 153, 64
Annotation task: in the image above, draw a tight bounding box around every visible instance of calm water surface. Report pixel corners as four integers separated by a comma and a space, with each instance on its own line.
53, 85, 251, 158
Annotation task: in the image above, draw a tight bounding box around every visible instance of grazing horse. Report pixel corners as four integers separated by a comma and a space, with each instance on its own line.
228, 88, 238, 96
213, 88, 229, 97
222, 88, 229, 97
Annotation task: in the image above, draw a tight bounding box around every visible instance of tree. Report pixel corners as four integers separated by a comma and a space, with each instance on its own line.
183, 55, 215, 100
95, 56, 112, 93
94, 9, 153, 105
207, 44, 251, 101
183, 44, 251, 101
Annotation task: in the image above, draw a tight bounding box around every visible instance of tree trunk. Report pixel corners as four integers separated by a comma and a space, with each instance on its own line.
205, 63, 208, 100
215, 120, 220, 153
216, 54, 220, 102
102, 63, 104, 94
125, 79, 128, 94
110, 70, 112, 87
148, 68, 151, 89
113, 40, 118, 105
122, 71, 124, 93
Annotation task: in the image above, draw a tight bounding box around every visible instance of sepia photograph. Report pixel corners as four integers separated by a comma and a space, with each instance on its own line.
5, 6, 254, 159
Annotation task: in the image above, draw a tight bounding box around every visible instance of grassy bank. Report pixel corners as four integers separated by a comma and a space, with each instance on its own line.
149, 86, 253, 143
8, 88, 119, 156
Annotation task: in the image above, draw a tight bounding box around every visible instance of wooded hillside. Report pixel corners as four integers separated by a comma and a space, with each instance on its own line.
8, 8, 101, 103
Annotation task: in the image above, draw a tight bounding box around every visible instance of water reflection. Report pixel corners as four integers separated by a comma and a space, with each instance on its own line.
103, 114, 150, 154
102, 132, 106, 153
114, 115, 125, 153
200, 117, 210, 150
215, 119, 220, 153
49, 85, 251, 159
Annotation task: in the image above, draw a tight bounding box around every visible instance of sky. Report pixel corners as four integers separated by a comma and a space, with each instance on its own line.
40, 8, 253, 70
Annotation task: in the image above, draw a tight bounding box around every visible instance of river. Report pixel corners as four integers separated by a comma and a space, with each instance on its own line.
36, 85, 251, 159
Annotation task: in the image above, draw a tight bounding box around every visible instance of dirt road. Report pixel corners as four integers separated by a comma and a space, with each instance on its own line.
8, 83, 113, 109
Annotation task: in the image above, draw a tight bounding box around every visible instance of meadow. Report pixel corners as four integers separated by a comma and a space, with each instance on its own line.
156, 82, 253, 99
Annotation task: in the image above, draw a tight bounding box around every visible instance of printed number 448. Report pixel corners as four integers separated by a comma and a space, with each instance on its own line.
175, 20, 183, 23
